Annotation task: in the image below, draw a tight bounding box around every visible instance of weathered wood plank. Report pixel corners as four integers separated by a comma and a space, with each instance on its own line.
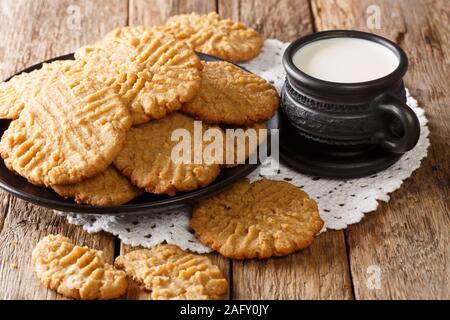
0, 0, 128, 80
129, 0, 217, 27
218, 0, 313, 41
218, 0, 353, 300
0, 0, 128, 300
232, 231, 353, 299
312, 0, 449, 299
311, 0, 406, 40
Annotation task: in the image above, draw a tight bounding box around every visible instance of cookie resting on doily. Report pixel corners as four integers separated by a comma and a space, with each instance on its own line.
61, 39, 429, 253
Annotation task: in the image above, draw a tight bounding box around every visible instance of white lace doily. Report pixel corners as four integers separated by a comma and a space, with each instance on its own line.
63, 39, 430, 252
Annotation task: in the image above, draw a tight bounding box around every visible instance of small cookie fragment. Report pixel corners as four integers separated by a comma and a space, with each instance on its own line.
0, 71, 131, 186
52, 167, 143, 206
191, 179, 324, 259
115, 245, 228, 300
160, 12, 262, 61
32, 235, 128, 300
113, 112, 221, 196
182, 61, 279, 126
76, 26, 202, 125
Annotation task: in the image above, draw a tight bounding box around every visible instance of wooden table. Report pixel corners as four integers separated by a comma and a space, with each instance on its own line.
0, 0, 448, 300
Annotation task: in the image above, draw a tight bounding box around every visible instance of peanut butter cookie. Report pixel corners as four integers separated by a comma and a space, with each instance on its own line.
160, 12, 262, 61
113, 112, 221, 196
115, 245, 228, 300
182, 61, 279, 126
75, 26, 202, 125
0, 72, 131, 186
222, 122, 267, 168
0, 60, 75, 119
191, 178, 324, 259
32, 235, 128, 300
52, 167, 143, 206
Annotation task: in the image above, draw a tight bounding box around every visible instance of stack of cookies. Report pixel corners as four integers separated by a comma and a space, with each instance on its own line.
21, 12, 325, 300
0, 13, 279, 206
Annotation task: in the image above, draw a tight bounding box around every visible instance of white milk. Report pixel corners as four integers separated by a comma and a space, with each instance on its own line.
292, 37, 399, 83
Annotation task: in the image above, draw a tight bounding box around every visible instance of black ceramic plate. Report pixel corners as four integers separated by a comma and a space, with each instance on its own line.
0, 53, 274, 214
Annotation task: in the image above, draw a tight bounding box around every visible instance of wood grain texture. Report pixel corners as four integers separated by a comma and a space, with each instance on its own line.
232, 231, 353, 299
312, 0, 449, 299
311, 0, 406, 39
0, 0, 128, 80
0, 0, 127, 300
218, 0, 353, 300
218, 0, 313, 41
129, 0, 217, 27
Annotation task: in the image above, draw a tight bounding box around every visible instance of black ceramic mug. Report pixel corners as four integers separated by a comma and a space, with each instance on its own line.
282, 30, 420, 154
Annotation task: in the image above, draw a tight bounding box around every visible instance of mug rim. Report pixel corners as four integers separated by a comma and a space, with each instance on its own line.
283, 30, 408, 95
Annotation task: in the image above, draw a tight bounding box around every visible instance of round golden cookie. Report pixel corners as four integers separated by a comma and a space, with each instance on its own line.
191, 178, 324, 259
160, 12, 263, 61
0, 60, 75, 119
0, 71, 131, 186
221, 122, 267, 168
113, 112, 221, 196
32, 235, 128, 300
115, 245, 228, 300
52, 167, 143, 206
181, 61, 279, 126
75, 26, 202, 125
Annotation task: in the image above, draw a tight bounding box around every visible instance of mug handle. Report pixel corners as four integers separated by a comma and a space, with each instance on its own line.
371, 92, 420, 154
